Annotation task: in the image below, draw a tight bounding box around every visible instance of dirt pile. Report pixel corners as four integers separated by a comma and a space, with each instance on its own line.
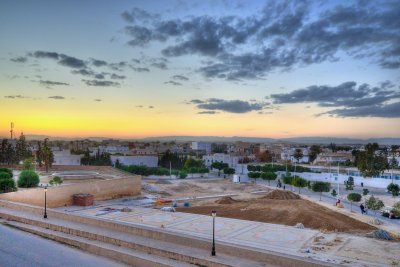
263, 190, 300, 200
215, 196, 240, 204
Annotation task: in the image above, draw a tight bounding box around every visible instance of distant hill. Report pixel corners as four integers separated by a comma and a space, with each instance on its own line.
12, 134, 400, 145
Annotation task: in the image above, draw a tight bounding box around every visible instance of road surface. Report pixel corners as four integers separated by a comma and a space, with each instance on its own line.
0, 223, 124, 267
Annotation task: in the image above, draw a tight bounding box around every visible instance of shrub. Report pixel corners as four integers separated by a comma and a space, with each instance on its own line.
17, 170, 40, 188
49, 176, 63, 186
0, 168, 13, 177
362, 188, 369, 196
179, 171, 187, 179
347, 193, 362, 211
0, 171, 12, 180
0, 178, 16, 193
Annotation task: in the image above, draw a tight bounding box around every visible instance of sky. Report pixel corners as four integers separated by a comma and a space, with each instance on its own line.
0, 0, 399, 139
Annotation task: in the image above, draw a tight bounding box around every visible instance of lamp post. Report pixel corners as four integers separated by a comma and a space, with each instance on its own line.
44, 186, 48, 219
211, 210, 216, 256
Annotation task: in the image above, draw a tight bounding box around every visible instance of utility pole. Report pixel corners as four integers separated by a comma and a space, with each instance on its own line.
10, 122, 14, 139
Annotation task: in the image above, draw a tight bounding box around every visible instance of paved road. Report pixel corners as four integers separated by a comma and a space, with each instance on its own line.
0, 223, 124, 267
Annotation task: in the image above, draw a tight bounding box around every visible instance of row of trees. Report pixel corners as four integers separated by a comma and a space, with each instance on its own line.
0, 133, 32, 164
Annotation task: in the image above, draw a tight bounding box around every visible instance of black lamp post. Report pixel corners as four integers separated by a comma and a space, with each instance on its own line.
44, 186, 48, 219
211, 210, 216, 256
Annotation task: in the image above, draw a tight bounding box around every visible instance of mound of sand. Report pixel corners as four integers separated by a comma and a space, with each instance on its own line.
215, 196, 240, 204
263, 190, 300, 200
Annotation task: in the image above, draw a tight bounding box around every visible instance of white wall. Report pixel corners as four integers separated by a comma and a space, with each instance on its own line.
111, 155, 158, 167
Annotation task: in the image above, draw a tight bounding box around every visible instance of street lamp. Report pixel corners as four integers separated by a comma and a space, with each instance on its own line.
211, 210, 216, 256
44, 186, 48, 219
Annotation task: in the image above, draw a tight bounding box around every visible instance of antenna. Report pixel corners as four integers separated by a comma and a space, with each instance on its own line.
10, 122, 14, 139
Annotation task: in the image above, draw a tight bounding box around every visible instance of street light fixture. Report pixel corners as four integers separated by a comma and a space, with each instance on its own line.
211, 210, 216, 256
44, 186, 48, 219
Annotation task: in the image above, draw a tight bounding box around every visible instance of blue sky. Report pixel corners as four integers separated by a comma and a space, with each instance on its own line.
0, 0, 399, 138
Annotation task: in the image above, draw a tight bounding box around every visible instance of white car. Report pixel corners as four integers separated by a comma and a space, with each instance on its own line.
160, 207, 176, 212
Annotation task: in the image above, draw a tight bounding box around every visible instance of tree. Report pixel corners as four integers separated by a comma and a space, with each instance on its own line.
293, 148, 303, 163
211, 161, 228, 176
17, 170, 40, 188
159, 150, 184, 169
223, 167, 235, 177
41, 139, 54, 172
362, 188, 369, 196
309, 145, 321, 163
331, 189, 337, 198
367, 195, 385, 217
178, 171, 187, 179
291, 176, 307, 194
389, 156, 398, 183
346, 176, 354, 191
283, 175, 293, 190
247, 171, 261, 182
387, 183, 399, 204
356, 143, 388, 177
15, 132, 31, 162
347, 193, 362, 211
22, 158, 35, 170
261, 172, 277, 186
49, 176, 63, 186
256, 150, 272, 163
311, 181, 331, 200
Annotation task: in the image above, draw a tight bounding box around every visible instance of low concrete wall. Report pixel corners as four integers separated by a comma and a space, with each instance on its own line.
0, 176, 141, 208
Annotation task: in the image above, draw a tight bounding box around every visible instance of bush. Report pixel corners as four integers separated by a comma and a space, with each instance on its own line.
17, 170, 40, 188
0, 178, 16, 193
179, 171, 187, 179
0, 168, 13, 177
49, 176, 63, 186
0, 171, 12, 180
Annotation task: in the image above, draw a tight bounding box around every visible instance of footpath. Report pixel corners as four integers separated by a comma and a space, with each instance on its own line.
1, 199, 399, 266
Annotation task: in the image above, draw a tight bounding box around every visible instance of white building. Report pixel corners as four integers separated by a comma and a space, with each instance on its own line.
203, 153, 240, 168
191, 142, 212, 154
110, 155, 158, 167
53, 150, 81, 166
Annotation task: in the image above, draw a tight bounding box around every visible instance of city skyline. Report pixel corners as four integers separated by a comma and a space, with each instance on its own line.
1, 0, 399, 139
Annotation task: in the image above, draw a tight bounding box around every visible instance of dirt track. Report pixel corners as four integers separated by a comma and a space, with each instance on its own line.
177, 190, 376, 233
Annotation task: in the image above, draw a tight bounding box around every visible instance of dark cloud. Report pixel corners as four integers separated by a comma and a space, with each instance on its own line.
82, 79, 120, 87
39, 80, 69, 86
136, 105, 143, 108
58, 54, 86, 68
109, 61, 127, 71
151, 62, 168, 69
319, 102, 400, 118
48, 96, 65, 100
4, 95, 29, 99
91, 59, 108, 67
164, 80, 182, 86
94, 99, 102, 102
148, 105, 154, 109
172, 75, 189, 81
121, 2, 400, 80
110, 73, 126, 80
270, 81, 400, 118
10, 56, 27, 63
198, 111, 218, 114
191, 98, 269, 113
31, 51, 59, 59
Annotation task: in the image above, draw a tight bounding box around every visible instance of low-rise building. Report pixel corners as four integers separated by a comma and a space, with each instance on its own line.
191, 142, 212, 154
53, 150, 81, 166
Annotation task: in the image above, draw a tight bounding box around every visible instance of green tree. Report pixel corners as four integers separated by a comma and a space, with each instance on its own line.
41, 139, 54, 172
159, 150, 184, 169
346, 176, 354, 191
356, 143, 388, 177
261, 172, 277, 186
211, 161, 228, 176
179, 170, 187, 179
184, 158, 203, 169
283, 175, 293, 190
293, 148, 303, 163
309, 145, 321, 163
247, 171, 261, 182
49, 176, 63, 186
22, 158, 35, 170
389, 156, 398, 183
387, 183, 399, 204
223, 167, 235, 177
347, 193, 362, 211
311, 181, 331, 200
15, 132, 31, 162
331, 189, 337, 198
291, 176, 307, 194
367, 195, 385, 217
17, 170, 40, 188
362, 188, 369, 196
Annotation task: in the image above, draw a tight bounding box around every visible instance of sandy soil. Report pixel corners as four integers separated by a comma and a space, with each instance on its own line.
177, 189, 377, 233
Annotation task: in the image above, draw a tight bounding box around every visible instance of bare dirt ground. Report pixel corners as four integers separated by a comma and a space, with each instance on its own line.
148, 179, 376, 233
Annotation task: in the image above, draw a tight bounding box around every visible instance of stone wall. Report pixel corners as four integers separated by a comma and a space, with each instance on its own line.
0, 176, 141, 208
